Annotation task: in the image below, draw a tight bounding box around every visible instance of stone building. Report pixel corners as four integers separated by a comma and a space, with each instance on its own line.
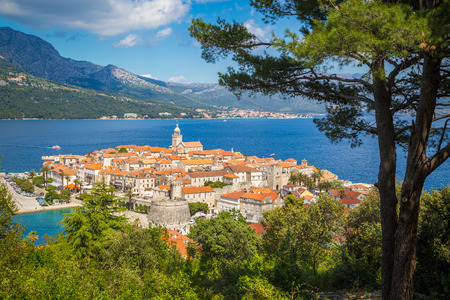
147, 200, 190, 229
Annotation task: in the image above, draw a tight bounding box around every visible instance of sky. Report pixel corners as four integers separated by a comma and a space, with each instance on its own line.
0, 0, 295, 84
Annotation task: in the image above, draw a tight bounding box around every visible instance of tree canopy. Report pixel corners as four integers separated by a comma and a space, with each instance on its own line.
189, 1, 449, 299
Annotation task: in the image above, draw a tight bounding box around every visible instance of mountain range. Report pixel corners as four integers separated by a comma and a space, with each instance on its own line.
0, 27, 325, 115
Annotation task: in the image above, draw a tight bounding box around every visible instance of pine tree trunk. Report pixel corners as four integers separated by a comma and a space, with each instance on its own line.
372, 57, 398, 300
389, 49, 441, 300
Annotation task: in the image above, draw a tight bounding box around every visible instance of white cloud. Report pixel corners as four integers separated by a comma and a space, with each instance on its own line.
244, 19, 272, 42
0, 0, 191, 36
113, 33, 141, 48
155, 27, 173, 39
168, 76, 190, 83
141, 74, 159, 80
194, 0, 229, 3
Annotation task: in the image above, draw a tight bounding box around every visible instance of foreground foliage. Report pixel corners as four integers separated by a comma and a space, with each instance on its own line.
1, 180, 449, 299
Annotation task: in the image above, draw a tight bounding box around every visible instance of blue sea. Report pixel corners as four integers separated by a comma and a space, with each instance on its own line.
0, 118, 448, 189
14, 208, 73, 245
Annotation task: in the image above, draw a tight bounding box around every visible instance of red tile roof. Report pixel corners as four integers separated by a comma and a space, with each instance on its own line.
182, 186, 214, 194
221, 190, 246, 200
248, 223, 266, 235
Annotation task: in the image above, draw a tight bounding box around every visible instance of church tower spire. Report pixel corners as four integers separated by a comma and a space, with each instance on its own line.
172, 120, 182, 148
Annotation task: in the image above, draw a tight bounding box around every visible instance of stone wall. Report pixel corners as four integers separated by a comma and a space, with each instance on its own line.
147, 200, 190, 227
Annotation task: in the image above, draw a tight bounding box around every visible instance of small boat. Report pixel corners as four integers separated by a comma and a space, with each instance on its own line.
51, 145, 61, 150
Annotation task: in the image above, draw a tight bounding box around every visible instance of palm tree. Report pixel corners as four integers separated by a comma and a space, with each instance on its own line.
64, 174, 70, 189
289, 173, 299, 184
74, 179, 81, 194
41, 166, 51, 187
27, 231, 39, 243
60, 170, 66, 190
29, 170, 36, 179
126, 190, 134, 211
312, 168, 324, 189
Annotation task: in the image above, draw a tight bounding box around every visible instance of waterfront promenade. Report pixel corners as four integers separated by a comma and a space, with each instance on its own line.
1, 175, 81, 214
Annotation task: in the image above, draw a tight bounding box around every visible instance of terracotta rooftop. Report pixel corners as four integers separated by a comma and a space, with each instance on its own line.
182, 186, 214, 194
221, 190, 246, 200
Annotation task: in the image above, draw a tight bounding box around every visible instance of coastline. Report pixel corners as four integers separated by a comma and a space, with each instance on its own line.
1, 175, 81, 215
16, 202, 80, 215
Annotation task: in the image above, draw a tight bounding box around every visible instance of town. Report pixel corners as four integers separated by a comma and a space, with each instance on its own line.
38, 123, 373, 230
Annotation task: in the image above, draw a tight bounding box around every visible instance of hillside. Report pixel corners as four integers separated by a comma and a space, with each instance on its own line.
0, 27, 208, 109
0, 27, 325, 114
0, 58, 199, 119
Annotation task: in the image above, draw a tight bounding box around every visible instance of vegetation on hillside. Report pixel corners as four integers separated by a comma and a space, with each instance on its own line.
1, 178, 448, 299
0, 59, 200, 119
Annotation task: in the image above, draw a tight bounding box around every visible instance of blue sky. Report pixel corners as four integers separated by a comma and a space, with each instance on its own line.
0, 0, 290, 84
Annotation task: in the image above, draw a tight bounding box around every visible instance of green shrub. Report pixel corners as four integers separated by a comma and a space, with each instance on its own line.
204, 180, 230, 188
45, 190, 60, 201
188, 202, 209, 215
60, 189, 71, 202
32, 176, 44, 187
19, 180, 34, 193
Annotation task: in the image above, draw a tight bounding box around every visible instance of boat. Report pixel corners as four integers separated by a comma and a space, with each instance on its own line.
51, 145, 61, 150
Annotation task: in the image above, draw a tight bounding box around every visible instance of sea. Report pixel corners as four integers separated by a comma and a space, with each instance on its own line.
2, 118, 448, 242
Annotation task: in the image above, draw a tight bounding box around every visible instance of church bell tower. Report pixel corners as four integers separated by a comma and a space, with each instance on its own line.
172, 121, 182, 148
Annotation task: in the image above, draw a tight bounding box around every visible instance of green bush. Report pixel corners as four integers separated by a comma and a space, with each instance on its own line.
188, 202, 209, 215
19, 180, 34, 193
204, 180, 230, 188
45, 190, 60, 201
60, 189, 71, 202
75, 192, 89, 200
32, 176, 44, 187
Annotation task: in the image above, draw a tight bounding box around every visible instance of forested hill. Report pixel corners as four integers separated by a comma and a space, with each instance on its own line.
0, 58, 199, 119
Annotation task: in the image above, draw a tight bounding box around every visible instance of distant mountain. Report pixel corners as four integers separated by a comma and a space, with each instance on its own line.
0, 27, 325, 114
0, 58, 199, 119
167, 82, 325, 113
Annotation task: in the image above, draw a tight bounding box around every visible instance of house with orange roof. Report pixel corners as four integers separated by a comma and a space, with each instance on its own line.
116, 152, 137, 158
153, 185, 171, 200
138, 158, 157, 169
115, 145, 137, 152
48, 164, 77, 186
100, 153, 117, 167
291, 188, 316, 203
118, 158, 141, 171
224, 165, 264, 187
190, 149, 224, 159
282, 184, 301, 196
240, 188, 283, 223
100, 148, 117, 154
213, 150, 236, 163
155, 159, 173, 171
178, 158, 214, 172
107, 170, 129, 191
328, 189, 364, 201
125, 171, 156, 197
217, 190, 246, 212
223, 173, 239, 185
248, 223, 266, 235
58, 154, 84, 169
164, 229, 191, 259
182, 185, 215, 207
340, 196, 362, 209
186, 170, 227, 187
81, 163, 104, 184
154, 169, 187, 185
